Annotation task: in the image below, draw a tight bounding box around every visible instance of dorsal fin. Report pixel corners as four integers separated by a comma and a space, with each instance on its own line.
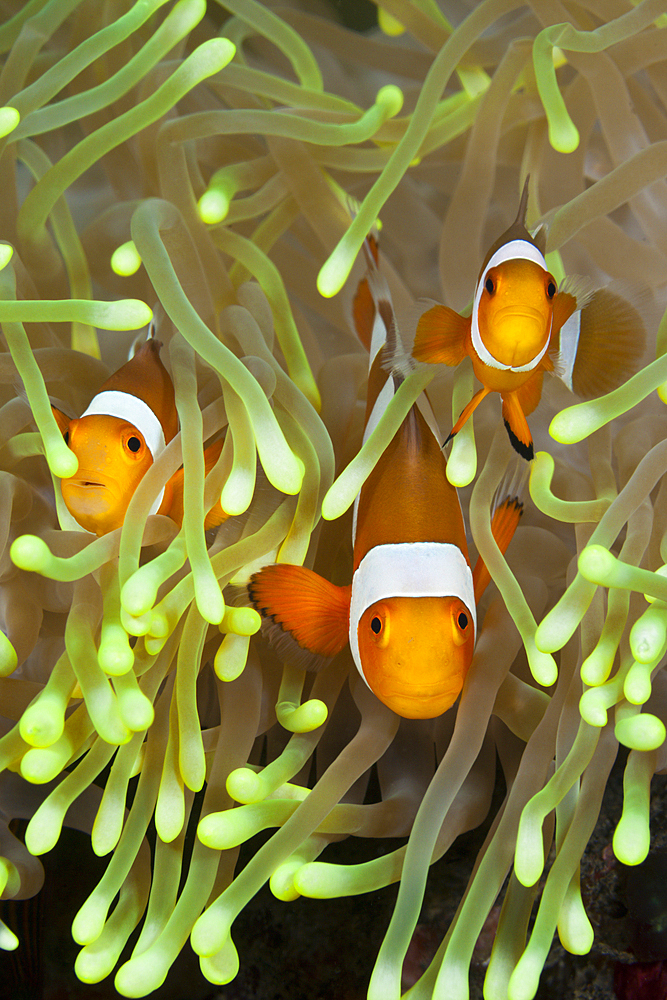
479, 176, 545, 272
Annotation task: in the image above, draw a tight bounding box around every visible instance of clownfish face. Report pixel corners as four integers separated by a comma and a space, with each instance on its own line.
60, 414, 154, 535
478, 259, 557, 368
357, 595, 475, 719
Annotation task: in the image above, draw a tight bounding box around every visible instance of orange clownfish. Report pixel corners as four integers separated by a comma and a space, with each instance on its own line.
53, 338, 227, 536
249, 236, 522, 719
413, 180, 646, 460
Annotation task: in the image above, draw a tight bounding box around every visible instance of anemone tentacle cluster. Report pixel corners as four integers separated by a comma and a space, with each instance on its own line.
0, 1, 666, 998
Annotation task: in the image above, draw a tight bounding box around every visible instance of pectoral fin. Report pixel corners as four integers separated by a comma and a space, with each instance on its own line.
444, 386, 491, 446
249, 564, 351, 671
413, 305, 468, 366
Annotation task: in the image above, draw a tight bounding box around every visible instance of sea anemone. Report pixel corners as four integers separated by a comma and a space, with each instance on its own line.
0, 1, 666, 998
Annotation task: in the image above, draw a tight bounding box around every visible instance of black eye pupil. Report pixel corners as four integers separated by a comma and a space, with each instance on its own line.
547, 282, 556, 298
127, 436, 142, 453
371, 617, 382, 635
458, 612, 468, 630
485, 277, 494, 294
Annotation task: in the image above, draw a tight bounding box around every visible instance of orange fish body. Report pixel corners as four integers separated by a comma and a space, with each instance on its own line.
413, 180, 645, 459
250, 238, 520, 719
54, 339, 227, 535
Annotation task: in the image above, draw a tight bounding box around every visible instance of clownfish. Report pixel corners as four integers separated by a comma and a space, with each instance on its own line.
249, 235, 522, 719
413, 179, 646, 460
52, 338, 228, 536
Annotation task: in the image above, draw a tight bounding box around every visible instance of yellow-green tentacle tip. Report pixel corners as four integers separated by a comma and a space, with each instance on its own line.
532, 31, 579, 153
110, 241, 142, 277
579, 545, 667, 602
378, 9, 405, 36
0, 107, 19, 138
0, 244, 13, 270
276, 697, 327, 733
558, 877, 594, 955
0, 631, 17, 677
198, 182, 236, 224
321, 369, 432, 519
10, 535, 53, 576
612, 751, 653, 865
616, 713, 666, 752
0, 920, 19, 951
221, 606, 261, 636
214, 632, 250, 681
629, 605, 667, 667
198, 940, 240, 987
226, 767, 262, 804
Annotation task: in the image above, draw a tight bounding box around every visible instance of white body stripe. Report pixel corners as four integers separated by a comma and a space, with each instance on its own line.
349, 542, 476, 686
471, 238, 551, 373
353, 375, 396, 545
81, 390, 166, 459
369, 308, 387, 366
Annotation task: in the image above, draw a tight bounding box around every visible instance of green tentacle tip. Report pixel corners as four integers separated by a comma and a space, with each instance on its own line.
226, 767, 262, 803
0, 920, 19, 951
514, 810, 544, 887
49, 440, 79, 479
221, 606, 261, 636
378, 9, 405, 36
375, 84, 403, 117
548, 116, 580, 154
549, 401, 598, 443
317, 239, 354, 299
613, 815, 650, 866
615, 714, 666, 751
97, 638, 134, 676
276, 698, 327, 733
10, 535, 52, 575
197, 812, 228, 850
198, 187, 231, 224
578, 544, 616, 585
198, 940, 240, 986
110, 241, 142, 277
0, 243, 13, 270
0, 630, 17, 676
0, 107, 19, 137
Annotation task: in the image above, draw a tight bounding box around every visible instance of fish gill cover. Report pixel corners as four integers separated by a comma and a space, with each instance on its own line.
0, 1, 665, 998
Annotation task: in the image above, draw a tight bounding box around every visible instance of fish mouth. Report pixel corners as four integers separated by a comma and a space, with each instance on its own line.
493, 304, 547, 324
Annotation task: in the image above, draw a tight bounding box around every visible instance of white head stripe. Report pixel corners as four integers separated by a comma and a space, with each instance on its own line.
81, 390, 166, 460
349, 542, 476, 685
471, 239, 550, 373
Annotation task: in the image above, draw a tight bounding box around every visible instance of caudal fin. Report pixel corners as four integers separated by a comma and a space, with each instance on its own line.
249, 563, 351, 671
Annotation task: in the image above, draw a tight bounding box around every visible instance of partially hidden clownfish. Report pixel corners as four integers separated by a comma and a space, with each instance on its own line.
413, 179, 646, 460
249, 236, 523, 720
52, 338, 228, 536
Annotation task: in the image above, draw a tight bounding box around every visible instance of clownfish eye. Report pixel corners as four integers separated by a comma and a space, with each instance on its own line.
126, 436, 142, 453
370, 616, 382, 635
457, 612, 469, 630
485, 277, 495, 295
547, 280, 557, 299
